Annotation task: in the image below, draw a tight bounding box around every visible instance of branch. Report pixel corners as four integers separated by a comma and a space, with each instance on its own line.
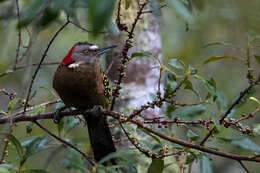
200, 83, 255, 145
1, 110, 260, 163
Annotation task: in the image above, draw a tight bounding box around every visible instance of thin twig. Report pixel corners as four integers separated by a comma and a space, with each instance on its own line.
33, 120, 95, 166
0, 62, 59, 78
142, 4, 167, 14
0, 126, 13, 164
17, 28, 32, 63
126, 76, 188, 121
238, 160, 250, 173
13, 0, 21, 70
69, 20, 106, 33
110, 2, 149, 111
23, 18, 70, 112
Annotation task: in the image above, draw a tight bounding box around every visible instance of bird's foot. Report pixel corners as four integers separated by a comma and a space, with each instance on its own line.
53, 106, 67, 124
90, 105, 103, 117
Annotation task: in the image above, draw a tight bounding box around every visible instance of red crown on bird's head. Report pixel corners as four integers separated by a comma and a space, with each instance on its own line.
62, 45, 76, 65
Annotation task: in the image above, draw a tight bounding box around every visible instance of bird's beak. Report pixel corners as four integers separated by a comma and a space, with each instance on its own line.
95, 45, 117, 56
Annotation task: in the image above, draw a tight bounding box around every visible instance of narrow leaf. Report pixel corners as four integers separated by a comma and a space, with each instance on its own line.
87, 0, 116, 33
203, 56, 242, 65
187, 129, 199, 141
169, 58, 185, 70
200, 154, 212, 173
216, 92, 227, 111
0, 110, 7, 116
249, 96, 260, 105
141, 128, 161, 144
253, 124, 260, 136
173, 105, 206, 120
131, 51, 153, 58
27, 105, 46, 115
254, 55, 260, 65
39, 86, 58, 99
184, 79, 199, 97
193, 75, 216, 99
21, 136, 52, 166
219, 137, 260, 152
147, 158, 164, 173
17, 0, 46, 28
203, 42, 224, 48
9, 134, 24, 162
7, 98, 18, 114
125, 0, 130, 9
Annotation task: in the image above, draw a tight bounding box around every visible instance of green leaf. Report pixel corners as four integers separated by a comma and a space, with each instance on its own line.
7, 98, 18, 114
173, 105, 206, 120
203, 42, 225, 48
24, 169, 49, 173
17, 0, 46, 28
39, 86, 58, 99
166, 105, 177, 119
58, 118, 64, 136
247, 31, 260, 42
167, 72, 177, 82
125, 0, 130, 9
253, 124, 260, 136
200, 153, 212, 173
26, 122, 34, 134
184, 79, 199, 97
229, 87, 256, 111
37, 7, 59, 28
191, 0, 205, 10
140, 128, 161, 144
254, 55, 260, 65
203, 56, 242, 65
9, 134, 24, 163
188, 65, 197, 75
0, 110, 7, 116
61, 147, 85, 171
216, 92, 227, 111
27, 105, 46, 115
165, 72, 177, 96
219, 137, 260, 152
168, 58, 185, 70
167, 0, 193, 22
21, 136, 52, 166
0, 166, 10, 173
131, 51, 153, 58
88, 0, 116, 33
147, 158, 164, 173
193, 75, 216, 99
187, 129, 199, 141
64, 116, 80, 135
249, 96, 260, 105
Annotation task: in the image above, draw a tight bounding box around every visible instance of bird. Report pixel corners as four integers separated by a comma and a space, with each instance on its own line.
52, 41, 117, 164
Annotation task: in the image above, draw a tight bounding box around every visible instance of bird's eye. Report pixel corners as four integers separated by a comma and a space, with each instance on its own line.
83, 50, 90, 54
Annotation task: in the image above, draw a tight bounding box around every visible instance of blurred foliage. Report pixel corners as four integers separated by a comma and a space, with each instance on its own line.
0, 0, 260, 173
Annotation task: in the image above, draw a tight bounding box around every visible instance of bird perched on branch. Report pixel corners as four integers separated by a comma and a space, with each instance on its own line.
53, 42, 117, 163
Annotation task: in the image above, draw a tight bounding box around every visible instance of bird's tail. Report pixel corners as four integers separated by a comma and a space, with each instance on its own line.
84, 113, 116, 164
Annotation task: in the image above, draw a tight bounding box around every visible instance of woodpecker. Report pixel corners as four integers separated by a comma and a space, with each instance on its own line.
53, 42, 117, 163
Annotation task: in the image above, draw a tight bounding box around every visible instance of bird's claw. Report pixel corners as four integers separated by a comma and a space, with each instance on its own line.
90, 105, 103, 117
53, 106, 67, 124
